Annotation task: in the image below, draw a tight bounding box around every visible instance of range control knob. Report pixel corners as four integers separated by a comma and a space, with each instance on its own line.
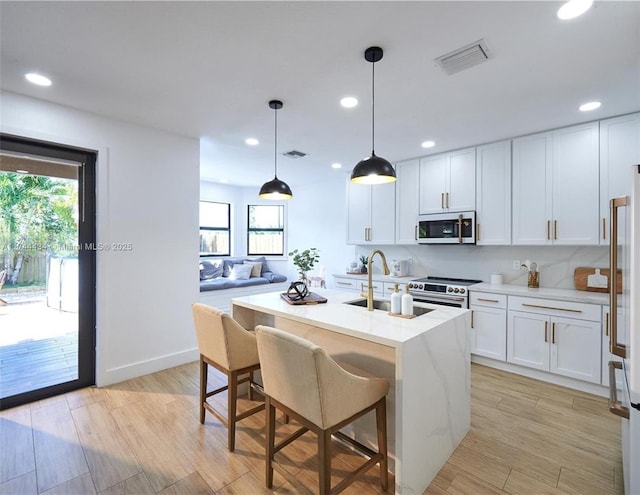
408, 283, 414, 289
460, 288, 466, 294
447, 287, 453, 293
419, 284, 424, 290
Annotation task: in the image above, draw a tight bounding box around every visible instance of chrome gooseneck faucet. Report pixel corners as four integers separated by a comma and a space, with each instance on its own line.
361, 249, 390, 311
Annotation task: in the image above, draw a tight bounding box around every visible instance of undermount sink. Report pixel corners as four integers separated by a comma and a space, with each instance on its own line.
344, 298, 434, 317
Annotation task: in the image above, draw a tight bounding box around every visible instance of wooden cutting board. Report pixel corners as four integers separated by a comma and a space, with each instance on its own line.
280, 292, 328, 305
573, 267, 622, 293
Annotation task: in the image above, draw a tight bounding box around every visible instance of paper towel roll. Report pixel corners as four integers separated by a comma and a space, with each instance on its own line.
491, 274, 504, 285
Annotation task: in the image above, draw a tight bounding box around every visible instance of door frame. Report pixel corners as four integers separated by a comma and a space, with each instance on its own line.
0, 133, 96, 410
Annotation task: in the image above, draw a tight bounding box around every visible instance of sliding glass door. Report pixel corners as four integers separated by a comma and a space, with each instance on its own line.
0, 134, 96, 410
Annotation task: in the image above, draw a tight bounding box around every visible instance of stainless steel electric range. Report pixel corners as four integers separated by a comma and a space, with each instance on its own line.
407, 276, 483, 308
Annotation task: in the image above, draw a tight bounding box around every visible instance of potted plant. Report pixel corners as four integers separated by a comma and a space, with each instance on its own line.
359, 255, 368, 273
288, 248, 320, 284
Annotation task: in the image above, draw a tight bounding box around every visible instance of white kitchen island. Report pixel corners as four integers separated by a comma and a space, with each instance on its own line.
231, 288, 471, 495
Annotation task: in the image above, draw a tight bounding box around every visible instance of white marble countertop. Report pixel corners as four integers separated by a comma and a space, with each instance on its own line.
470, 282, 610, 305
232, 288, 468, 347
332, 273, 415, 283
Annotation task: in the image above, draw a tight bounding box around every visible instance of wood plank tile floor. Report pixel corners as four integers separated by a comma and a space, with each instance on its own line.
0, 363, 622, 495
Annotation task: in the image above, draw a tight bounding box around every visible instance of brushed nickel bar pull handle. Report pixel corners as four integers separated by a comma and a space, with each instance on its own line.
554, 220, 558, 240
605, 312, 609, 337
477, 223, 481, 242
446, 192, 449, 209
336, 281, 351, 286
547, 220, 551, 240
522, 303, 582, 313
608, 361, 629, 418
477, 298, 499, 303
471, 310, 474, 329
602, 218, 606, 240
610, 196, 628, 358
544, 321, 548, 343
415, 225, 418, 241
441, 193, 444, 209
458, 214, 463, 244
552, 322, 556, 344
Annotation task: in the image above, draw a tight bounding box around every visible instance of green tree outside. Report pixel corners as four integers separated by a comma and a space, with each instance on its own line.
0, 172, 78, 285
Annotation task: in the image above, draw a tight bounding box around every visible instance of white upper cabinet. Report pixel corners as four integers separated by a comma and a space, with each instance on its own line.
512, 122, 599, 245
599, 112, 640, 245
419, 147, 475, 214
476, 140, 511, 245
395, 159, 420, 244
346, 180, 395, 245
551, 122, 599, 245
512, 132, 553, 244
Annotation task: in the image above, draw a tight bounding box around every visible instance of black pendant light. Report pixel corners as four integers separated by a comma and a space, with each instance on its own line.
350, 46, 396, 185
259, 99, 293, 199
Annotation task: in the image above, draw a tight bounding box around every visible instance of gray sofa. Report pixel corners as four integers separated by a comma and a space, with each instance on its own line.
199, 256, 287, 292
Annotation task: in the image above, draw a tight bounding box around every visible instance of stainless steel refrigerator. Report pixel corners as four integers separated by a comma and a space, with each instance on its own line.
609, 164, 640, 495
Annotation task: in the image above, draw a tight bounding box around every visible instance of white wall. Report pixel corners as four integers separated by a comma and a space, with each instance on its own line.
1, 91, 200, 386
354, 244, 609, 289
284, 176, 355, 283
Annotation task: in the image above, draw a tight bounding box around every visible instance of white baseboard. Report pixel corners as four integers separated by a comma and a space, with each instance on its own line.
97, 347, 199, 387
471, 355, 609, 398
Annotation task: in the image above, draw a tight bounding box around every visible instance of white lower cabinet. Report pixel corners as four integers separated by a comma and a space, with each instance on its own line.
507, 297, 601, 384
469, 292, 507, 361
332, 276, 383, 297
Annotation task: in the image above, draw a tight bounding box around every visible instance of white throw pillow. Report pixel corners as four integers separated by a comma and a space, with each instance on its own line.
243, 261, 262, 278
229, 263, 252, 280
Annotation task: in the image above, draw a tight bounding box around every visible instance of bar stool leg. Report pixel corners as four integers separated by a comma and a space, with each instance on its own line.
199, 356, 207, 424
265, 397, 276, 489
318, 429, 332, 495
376, 399, 389, 491
228, 370, 238, 451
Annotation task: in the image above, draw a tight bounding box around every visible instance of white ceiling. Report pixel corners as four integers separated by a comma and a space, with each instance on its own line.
1, 1, 639, 189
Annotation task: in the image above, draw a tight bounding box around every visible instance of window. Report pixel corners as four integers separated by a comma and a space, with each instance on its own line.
199, 201, 230, 256
247, 204, 284, 256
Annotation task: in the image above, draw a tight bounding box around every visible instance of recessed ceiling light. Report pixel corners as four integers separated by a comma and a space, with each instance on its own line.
16, 169, 30, 174
340, 96, 358, 108
421, 140, 436, 149
331, 163, 342, 169
579, 101, 601, 112
245, 138, 259, 146
25, 73, 52, 87
557, 0, 593, 20
219, 178, 229, 183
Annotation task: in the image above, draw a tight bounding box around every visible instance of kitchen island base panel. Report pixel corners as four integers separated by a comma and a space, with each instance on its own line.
232, 293, 471, 495
396, 312, 471, 494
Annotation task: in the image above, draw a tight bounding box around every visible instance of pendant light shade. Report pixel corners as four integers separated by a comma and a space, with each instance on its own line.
350, 46, 396, 185
259, 99, 293, 200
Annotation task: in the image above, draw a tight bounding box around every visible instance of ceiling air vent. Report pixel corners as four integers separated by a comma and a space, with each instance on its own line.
282, 150, 307, 159
435, 39, 491, 75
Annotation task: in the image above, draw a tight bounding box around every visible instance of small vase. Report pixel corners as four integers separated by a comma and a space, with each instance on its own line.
360, 265, 367, 274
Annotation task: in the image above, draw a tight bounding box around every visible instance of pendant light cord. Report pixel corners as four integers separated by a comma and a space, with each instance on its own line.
274, 106, 278, 179
371, 60, 375, 155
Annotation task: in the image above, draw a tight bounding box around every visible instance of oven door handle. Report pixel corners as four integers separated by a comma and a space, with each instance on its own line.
411, 292, 465, 303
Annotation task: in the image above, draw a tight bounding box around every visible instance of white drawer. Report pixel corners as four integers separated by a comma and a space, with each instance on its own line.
470, 292, 507, 309
383, 281, 408, 296
508, 296, 601, 322
333, 278, 360, 291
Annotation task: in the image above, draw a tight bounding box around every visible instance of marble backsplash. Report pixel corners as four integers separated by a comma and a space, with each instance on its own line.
354, 244, 610, 290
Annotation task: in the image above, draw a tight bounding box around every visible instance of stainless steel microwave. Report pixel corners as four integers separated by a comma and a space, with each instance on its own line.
417, 211, 476, 244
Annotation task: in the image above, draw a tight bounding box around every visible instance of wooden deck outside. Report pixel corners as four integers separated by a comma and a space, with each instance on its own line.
0, 296, 78, 399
